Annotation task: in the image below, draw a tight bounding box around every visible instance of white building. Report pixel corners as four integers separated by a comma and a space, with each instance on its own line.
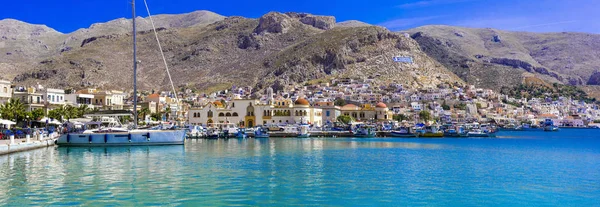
43, 88, 66, 111
65, 93, 95, 109
0, 80, 12, 104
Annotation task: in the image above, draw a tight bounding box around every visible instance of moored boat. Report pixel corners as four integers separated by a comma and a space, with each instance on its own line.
354, 125, 376, 138
297, 125, 311, 138
254, 127, 270, 138
57, 0, 185, 146
418, 125, 444, 138
390, 127, 418, 137
56, 130, 185, 146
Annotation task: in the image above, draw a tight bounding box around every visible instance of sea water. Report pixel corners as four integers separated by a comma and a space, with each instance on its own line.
0, 129, 599, 206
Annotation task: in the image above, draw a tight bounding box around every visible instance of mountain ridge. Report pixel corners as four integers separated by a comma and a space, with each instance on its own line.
1, 11, 599, 95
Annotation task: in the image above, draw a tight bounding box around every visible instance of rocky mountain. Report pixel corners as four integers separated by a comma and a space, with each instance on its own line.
4, 12, 599, 95
1, 11, 462, 93
0, 10, 225, 79
406, 25, 600, 89
336, 20, 372, 28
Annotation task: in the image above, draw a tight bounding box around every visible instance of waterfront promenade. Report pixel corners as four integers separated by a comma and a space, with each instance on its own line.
0, 135, 57, 155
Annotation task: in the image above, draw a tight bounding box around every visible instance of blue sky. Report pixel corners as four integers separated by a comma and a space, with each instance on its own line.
2, 0, 599, 33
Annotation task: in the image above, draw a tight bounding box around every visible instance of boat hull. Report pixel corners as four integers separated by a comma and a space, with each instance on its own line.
56, 130, 186, 146
467, 133, 495, 138
420, 132, 444, 137
298, 134, 311, 138
389, 131, 418, 138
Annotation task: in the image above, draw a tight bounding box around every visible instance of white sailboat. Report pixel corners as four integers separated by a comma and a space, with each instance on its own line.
56, 0, 185, 146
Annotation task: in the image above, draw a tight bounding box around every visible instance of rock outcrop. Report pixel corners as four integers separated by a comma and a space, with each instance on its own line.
587, 71, 600, 85
254, 12, 293, 34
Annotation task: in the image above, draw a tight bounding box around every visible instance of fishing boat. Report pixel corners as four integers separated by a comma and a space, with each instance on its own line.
254, 127, 270, 138
205, 128, 220, 139
543, 119, 559, 131
418, 125, 444, 137
354, 125, 376, 138
467, 129, 495, 137
56, 1, 185, 146
444, 127, 468, 137
298, 125, 311, 138
186, 125, 204, 138
235, 128, 248, 138
390, 127, 418, 137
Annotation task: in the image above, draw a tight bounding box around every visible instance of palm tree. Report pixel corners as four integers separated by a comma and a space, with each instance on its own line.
77, 105, 91, 118
28, 108, 45, 121
139, 107, 151, 122
0, 98, 27, 122
164, 107, 172, 121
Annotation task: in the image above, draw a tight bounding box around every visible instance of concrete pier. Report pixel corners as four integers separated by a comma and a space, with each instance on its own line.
0, 135, 58, 156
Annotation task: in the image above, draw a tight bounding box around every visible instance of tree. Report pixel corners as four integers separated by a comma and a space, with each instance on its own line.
441, 101, 450, 110
419, 110, 432, 122
336, 115, 354, 124
0, 98, 27, 122
77, 105, 91, 118
164, 107, 172, 121
334, 98, 346, 106
28, 109, 45, 121
139, 107, 151, 122
150, 113, 161, 121
393, 114, 409, 122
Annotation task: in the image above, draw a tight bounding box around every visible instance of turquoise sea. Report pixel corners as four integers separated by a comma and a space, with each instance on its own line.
1, 129, 599, 206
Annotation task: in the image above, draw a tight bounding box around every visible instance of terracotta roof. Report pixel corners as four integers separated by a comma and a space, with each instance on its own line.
341, 104, 360, 110
294, 98, 310, 105
539, 114, 558, 118
376, 102, 387, 108
147, 93, 160, 98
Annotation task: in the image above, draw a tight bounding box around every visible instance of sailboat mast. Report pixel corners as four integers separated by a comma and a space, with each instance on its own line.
132, 0, 138, 129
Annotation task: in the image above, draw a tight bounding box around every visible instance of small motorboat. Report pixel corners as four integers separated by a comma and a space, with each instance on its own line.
467, 129, 495, 137
235, 128, 248, 138
390, 127, 418, 137
354, 125, 376, 138
418, 125, 444, 138
254, 127, 269, 138
298, 125, 311, 138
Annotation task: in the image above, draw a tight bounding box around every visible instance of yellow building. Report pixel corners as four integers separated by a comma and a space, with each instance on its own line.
340, 102, 393, 122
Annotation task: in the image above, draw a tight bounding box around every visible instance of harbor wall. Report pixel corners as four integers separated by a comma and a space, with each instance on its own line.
0, 137, 57, 156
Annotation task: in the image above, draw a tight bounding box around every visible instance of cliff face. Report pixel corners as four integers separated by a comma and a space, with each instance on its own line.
407, 25, 600, 89
1, 12, 462, 92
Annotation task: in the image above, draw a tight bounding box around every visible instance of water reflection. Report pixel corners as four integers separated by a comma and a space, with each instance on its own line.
0, 132, 598, 206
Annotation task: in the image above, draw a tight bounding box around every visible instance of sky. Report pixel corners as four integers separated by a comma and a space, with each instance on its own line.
2, 0, 600, 34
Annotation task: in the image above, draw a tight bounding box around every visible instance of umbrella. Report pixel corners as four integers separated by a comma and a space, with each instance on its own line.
0, 119, 16, 126
38, 117, 62, 125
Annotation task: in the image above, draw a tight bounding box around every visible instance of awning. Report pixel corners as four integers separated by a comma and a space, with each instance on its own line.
0, 119, 16, 126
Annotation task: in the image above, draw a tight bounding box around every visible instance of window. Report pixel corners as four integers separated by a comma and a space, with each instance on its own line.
226, 112, 231, 117
326, 111, 330, 117
232, 112, 238, 116
232, 103, 235, 108
218, 112, 224, 117
208, 111, 213, 117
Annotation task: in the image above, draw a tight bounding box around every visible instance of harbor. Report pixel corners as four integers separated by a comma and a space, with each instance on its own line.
1, 129, 599, 206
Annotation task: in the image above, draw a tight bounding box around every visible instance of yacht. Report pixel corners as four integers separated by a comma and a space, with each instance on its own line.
56, 0, 185, 146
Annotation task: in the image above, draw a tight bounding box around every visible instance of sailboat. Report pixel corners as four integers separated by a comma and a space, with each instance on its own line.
56, 0, 185, 146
